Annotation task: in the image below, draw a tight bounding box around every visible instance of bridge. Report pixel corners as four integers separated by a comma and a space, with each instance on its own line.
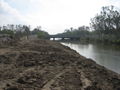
47, 35, 81, 40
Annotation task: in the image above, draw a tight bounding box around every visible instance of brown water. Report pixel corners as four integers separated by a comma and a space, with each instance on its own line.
61, 42, 120, 74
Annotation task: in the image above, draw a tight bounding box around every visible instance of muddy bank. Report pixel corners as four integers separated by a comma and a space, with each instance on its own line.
0, 39, 120, 90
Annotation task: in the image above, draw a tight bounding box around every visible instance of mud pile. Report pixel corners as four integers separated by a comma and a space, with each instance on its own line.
0, 39, 120, 90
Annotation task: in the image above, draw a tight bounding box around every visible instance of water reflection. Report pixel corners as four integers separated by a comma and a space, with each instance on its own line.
61, 42, 120, 74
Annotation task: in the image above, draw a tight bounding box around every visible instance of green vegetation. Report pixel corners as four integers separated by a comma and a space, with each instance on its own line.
90, 5, 120, 44
0, 5, 120, 44
0, 29, 14, 36
58, 5, 120, 44
32, 26, 49, 39
56, 26, 90, 41
0, 24, 49, 40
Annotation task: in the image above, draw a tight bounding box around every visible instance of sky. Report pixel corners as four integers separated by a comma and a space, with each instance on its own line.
0, 0, 120, 34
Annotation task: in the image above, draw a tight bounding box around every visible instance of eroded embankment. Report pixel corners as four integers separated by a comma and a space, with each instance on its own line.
0, 39, 120, 90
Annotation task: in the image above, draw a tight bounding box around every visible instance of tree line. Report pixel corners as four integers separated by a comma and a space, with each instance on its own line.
0, 24, 49, 39
1, 5, 120, 44
58, 5, 120, 44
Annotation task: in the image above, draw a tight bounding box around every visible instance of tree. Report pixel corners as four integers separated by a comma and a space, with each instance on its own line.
58, 26, 90, 40
23, 25, 30, 39
91, 6, 120, 32
32, 27, 49, 39
90, 5, 120, 43
0, 26, 2, 31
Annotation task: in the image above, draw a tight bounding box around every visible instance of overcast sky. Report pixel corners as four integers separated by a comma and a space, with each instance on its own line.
0, 0, 120, 34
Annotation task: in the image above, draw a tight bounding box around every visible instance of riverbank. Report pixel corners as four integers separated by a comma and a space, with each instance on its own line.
61, 41, 120, 74
0, 39, 120, 90
56, 38, 120, 46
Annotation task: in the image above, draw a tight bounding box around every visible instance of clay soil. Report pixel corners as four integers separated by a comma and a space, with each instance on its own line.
0, 39, 120, 90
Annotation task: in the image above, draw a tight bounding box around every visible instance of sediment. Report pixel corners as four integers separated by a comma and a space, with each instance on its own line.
0, 39, 120, 90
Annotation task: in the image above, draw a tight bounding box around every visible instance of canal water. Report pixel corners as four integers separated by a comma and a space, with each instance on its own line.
61, 42, 120, 74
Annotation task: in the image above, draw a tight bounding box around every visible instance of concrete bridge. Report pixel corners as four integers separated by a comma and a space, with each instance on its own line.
47, 35, 81, 40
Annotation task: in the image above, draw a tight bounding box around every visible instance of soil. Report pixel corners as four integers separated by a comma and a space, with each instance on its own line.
0, 39, 120, 90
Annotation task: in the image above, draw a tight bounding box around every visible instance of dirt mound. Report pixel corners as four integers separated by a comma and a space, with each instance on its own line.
0, 39, 120, 90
